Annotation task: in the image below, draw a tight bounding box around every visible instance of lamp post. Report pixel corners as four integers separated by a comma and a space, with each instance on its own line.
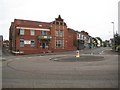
111, 22, 115, 46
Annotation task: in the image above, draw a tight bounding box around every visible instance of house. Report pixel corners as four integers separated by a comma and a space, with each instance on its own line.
76, 31, 85, 50
77, 31, 92, 49
9, 15, 77, 54
3, 40, 9, 47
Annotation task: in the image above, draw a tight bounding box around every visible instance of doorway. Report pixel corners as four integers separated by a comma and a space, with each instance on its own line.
42, 43, 46, 49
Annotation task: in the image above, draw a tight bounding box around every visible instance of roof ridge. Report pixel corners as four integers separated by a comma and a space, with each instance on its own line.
14, 19, 50, 24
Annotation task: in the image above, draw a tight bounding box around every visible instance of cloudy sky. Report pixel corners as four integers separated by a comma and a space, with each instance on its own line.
0, 0, 119, 41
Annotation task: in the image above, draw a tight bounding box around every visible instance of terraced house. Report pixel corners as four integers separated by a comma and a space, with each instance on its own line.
9, 15, 77, 54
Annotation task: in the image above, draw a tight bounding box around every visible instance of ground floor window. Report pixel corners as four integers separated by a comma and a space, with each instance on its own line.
56, 40, 63, 48
31, 40, 35, 47
20, 39, 24, 47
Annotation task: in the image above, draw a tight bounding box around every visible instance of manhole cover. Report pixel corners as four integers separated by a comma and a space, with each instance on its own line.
50, 56, 104, 62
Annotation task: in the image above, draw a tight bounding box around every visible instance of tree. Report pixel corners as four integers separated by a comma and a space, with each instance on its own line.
95, 37, 103, 46
114, 33, 120, 45
112, 33, 120, 51
92, 38, 97, 47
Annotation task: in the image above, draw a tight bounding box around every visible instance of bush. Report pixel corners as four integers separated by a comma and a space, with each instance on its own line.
116, 45, 120, 52
112, 45, 118, 51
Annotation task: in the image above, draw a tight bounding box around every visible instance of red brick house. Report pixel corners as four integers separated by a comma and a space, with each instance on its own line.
9, 15, 77, 54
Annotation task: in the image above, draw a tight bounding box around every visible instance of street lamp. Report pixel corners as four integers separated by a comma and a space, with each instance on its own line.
111, 22, 115, 46
111, 22, 115, 37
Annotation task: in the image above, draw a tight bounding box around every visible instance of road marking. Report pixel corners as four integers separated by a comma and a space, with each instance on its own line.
39, 56, 43, 57
27, 57, 32, 58
91, 53, 93, 55
54, 59, 58, 60
2, 58, 6, 59
16, 58, 20, 59
99, 50, 104, 55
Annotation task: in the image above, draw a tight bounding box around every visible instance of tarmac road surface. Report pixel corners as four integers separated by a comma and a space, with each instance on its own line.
2, 47, 118, 88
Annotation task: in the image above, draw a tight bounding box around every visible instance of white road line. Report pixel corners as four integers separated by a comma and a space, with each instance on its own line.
2, 58, 6, 59
54, 59, 58, 60
39, 56, 43, 57
27, 57, 32, 58
16, 58, 20, 59
99, 50, 104, 55
91, 53, 93, 55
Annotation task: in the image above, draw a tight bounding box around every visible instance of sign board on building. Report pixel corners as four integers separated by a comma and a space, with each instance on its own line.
24, 40, 31, 44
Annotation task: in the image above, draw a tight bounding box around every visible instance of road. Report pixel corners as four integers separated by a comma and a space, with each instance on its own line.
2, 47, 118, 88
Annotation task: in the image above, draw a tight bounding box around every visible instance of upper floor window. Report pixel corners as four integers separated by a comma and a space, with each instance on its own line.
41, 31, 47, 36
80, 34, 82, 39
83, 35, 84, 40
31, 40, 35, 47
77, 34, 80, 38
55, 30, 63, 37
19, 29, 24, 35
20, 39, 24, 47
30, 30, 35, 36
59, 30, 63, 37
55, 31, 59, 36
60, 22, 63, 25
56, 22, 59, 25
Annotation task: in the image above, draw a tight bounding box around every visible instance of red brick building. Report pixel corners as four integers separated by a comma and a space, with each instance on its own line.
9, 15, 77, 54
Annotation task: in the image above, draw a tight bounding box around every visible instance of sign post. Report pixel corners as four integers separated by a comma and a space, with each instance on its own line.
75, 50, 80, 57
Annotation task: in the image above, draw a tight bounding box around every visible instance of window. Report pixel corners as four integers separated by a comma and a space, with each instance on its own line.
77, 34, 79, 38
41, 31, 47, 36
31, 40, 35, 47
56, 40, 63, 47
83, 35, 84, 40
30, 30, 35, 36
55, 31, 59, 36
59, 30, 63, 37
56, 22, 59, 25
20, 39, 24, 47
80, 34, 82, 39
60, 22, 63, 25
56, 30, 63, 37
19, 29, 24, 35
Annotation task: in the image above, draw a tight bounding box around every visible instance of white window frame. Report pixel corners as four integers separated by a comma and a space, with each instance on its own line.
55, 31, 59, 36
59, 30, 63, 37
20, 39, 24, 47
56, 40, 63, 47
30, 30, 35, 36
20, 29, 24, 35
30, 40, 35, 47
41, 31, 47, 36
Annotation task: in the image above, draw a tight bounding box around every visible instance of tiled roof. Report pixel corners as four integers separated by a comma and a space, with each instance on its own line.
80, 31, 88, 35
67, 28, 76, 32
14, 19, 51, 29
